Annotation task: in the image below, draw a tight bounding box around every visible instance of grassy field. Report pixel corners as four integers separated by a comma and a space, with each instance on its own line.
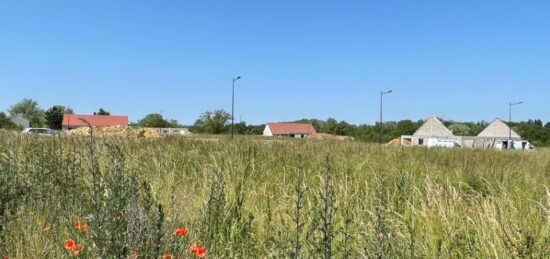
0, 131, 549, 258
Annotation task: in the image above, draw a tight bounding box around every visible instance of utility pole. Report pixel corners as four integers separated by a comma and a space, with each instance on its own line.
231, 76, 241, 138
379, 90, 393, 143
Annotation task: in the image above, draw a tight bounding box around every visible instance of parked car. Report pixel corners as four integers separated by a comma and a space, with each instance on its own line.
22, 128, 59, 136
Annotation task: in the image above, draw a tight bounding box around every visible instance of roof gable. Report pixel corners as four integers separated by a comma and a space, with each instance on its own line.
266, 123, 317, 135
477, 118, 521, 138
413, 115, 454, 137
63, 114, 129, 127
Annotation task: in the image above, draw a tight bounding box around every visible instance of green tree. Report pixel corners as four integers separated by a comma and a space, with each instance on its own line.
94, 108, 110, 115
8, 98, 45, 127
448, 124, 472, 136
0, 112, 19, 130
321, 118, 338, 134
193, 110, 231, 134
45, 105, 74, 129
333, 120, 355, 136
395, 120, 418, 136
246, 124, 265, 135
138, 113, 179, 128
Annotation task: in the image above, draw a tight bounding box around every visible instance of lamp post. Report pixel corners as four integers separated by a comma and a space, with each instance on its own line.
231, 76, 241, 138
379, 90, 393, 143
508, 101, 522, 149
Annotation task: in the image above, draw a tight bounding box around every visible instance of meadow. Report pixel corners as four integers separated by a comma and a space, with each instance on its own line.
0, 131, 549, 258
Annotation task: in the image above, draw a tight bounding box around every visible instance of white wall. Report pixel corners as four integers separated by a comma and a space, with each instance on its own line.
263, 125, 273, 136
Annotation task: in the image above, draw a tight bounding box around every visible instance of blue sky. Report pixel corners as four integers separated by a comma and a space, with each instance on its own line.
1, 1, 549, 125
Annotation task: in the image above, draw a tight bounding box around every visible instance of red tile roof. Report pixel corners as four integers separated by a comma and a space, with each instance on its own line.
62, 114, 128, 127
267, 122, 317, 135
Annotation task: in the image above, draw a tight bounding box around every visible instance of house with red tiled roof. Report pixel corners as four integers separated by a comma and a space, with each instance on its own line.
62, 114, 129, 129
263, 122, 317, 138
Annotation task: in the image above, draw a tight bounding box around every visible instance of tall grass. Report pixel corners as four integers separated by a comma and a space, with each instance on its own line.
0, 131, 549, 258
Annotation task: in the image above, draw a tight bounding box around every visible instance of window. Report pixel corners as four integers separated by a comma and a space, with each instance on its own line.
418, 138, 424, 145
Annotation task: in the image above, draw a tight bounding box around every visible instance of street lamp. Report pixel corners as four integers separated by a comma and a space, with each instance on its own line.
379, 90, 393, 143
508, 101, 522, 149
231, 76, 241, 138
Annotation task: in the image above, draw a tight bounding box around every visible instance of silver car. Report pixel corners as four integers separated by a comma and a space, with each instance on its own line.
22, 128, 59, 136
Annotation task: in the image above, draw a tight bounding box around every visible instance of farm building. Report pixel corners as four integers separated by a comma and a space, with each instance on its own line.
400, 115, 456, 147
263, 122, 317, 138
400, 116, 534, 150
62, 114, 129, 129
459, 118, 530, 149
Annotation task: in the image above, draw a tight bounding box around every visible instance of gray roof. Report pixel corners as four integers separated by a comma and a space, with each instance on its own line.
413, 115, 454, 137
477, 118, 521, 138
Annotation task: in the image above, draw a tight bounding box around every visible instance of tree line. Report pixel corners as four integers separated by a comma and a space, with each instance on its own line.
2, 98, 550, 146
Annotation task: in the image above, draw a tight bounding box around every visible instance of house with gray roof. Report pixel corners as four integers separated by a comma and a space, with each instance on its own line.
400, 115, 533, 150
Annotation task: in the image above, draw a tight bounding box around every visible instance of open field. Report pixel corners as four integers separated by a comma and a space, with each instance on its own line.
1, 131, 549, 258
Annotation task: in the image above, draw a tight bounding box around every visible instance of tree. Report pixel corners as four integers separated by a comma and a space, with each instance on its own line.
545, 122, 550, 129
448, 124, 472, 136
193, 110, 231, 134
94, 108, 110, 115
321, 118, 338, 134
138, 113, 179, 128
0, 112, 19, 130
45, 105, 74, 129
246, 124, 265, 135
395, 120, 418, 136
9, 98, 45, 127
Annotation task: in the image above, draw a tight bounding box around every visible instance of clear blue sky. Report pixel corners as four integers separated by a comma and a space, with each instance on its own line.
1, 1, 549, 125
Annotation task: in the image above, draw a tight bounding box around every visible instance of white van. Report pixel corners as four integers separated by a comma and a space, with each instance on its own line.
427, 138, 460, 148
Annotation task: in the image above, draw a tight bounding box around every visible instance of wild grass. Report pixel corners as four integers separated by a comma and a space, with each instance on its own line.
0, 131, 549, 258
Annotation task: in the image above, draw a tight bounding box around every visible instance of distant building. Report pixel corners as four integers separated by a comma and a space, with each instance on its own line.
477, 118, 520, 139
460, 118, 526, 149
263, 122, 317, 138
401, 115, 454, 146
10, 114, 30, 129
62, 114, 128, 129
400, 115, 534, 150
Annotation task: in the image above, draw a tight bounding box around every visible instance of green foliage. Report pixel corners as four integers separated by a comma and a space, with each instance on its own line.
395, 120, 418, 136
2, 133, 550, 257
94, 108, 110, 116
448, 123, 472, 136
193, 110, 231, 134
44, 105, 73, 129
516, 122, 550, 146
0, 113, 18, 130
8, 98, 45, 127
137, 113, 180, 128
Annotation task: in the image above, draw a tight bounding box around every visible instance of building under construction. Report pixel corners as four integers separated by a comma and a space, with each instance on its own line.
400, 115, 534, 150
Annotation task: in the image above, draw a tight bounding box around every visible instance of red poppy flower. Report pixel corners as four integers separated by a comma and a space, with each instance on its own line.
190, 243, 199, 253
173, 228, 188, 237
82, 224, 89, 233
71, 244, 83, 255
73, 221, 81, 230
190, 243, 206, 258
64, 240, 75, 250
195, 247, 206, 258
162, 252, 173, 259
